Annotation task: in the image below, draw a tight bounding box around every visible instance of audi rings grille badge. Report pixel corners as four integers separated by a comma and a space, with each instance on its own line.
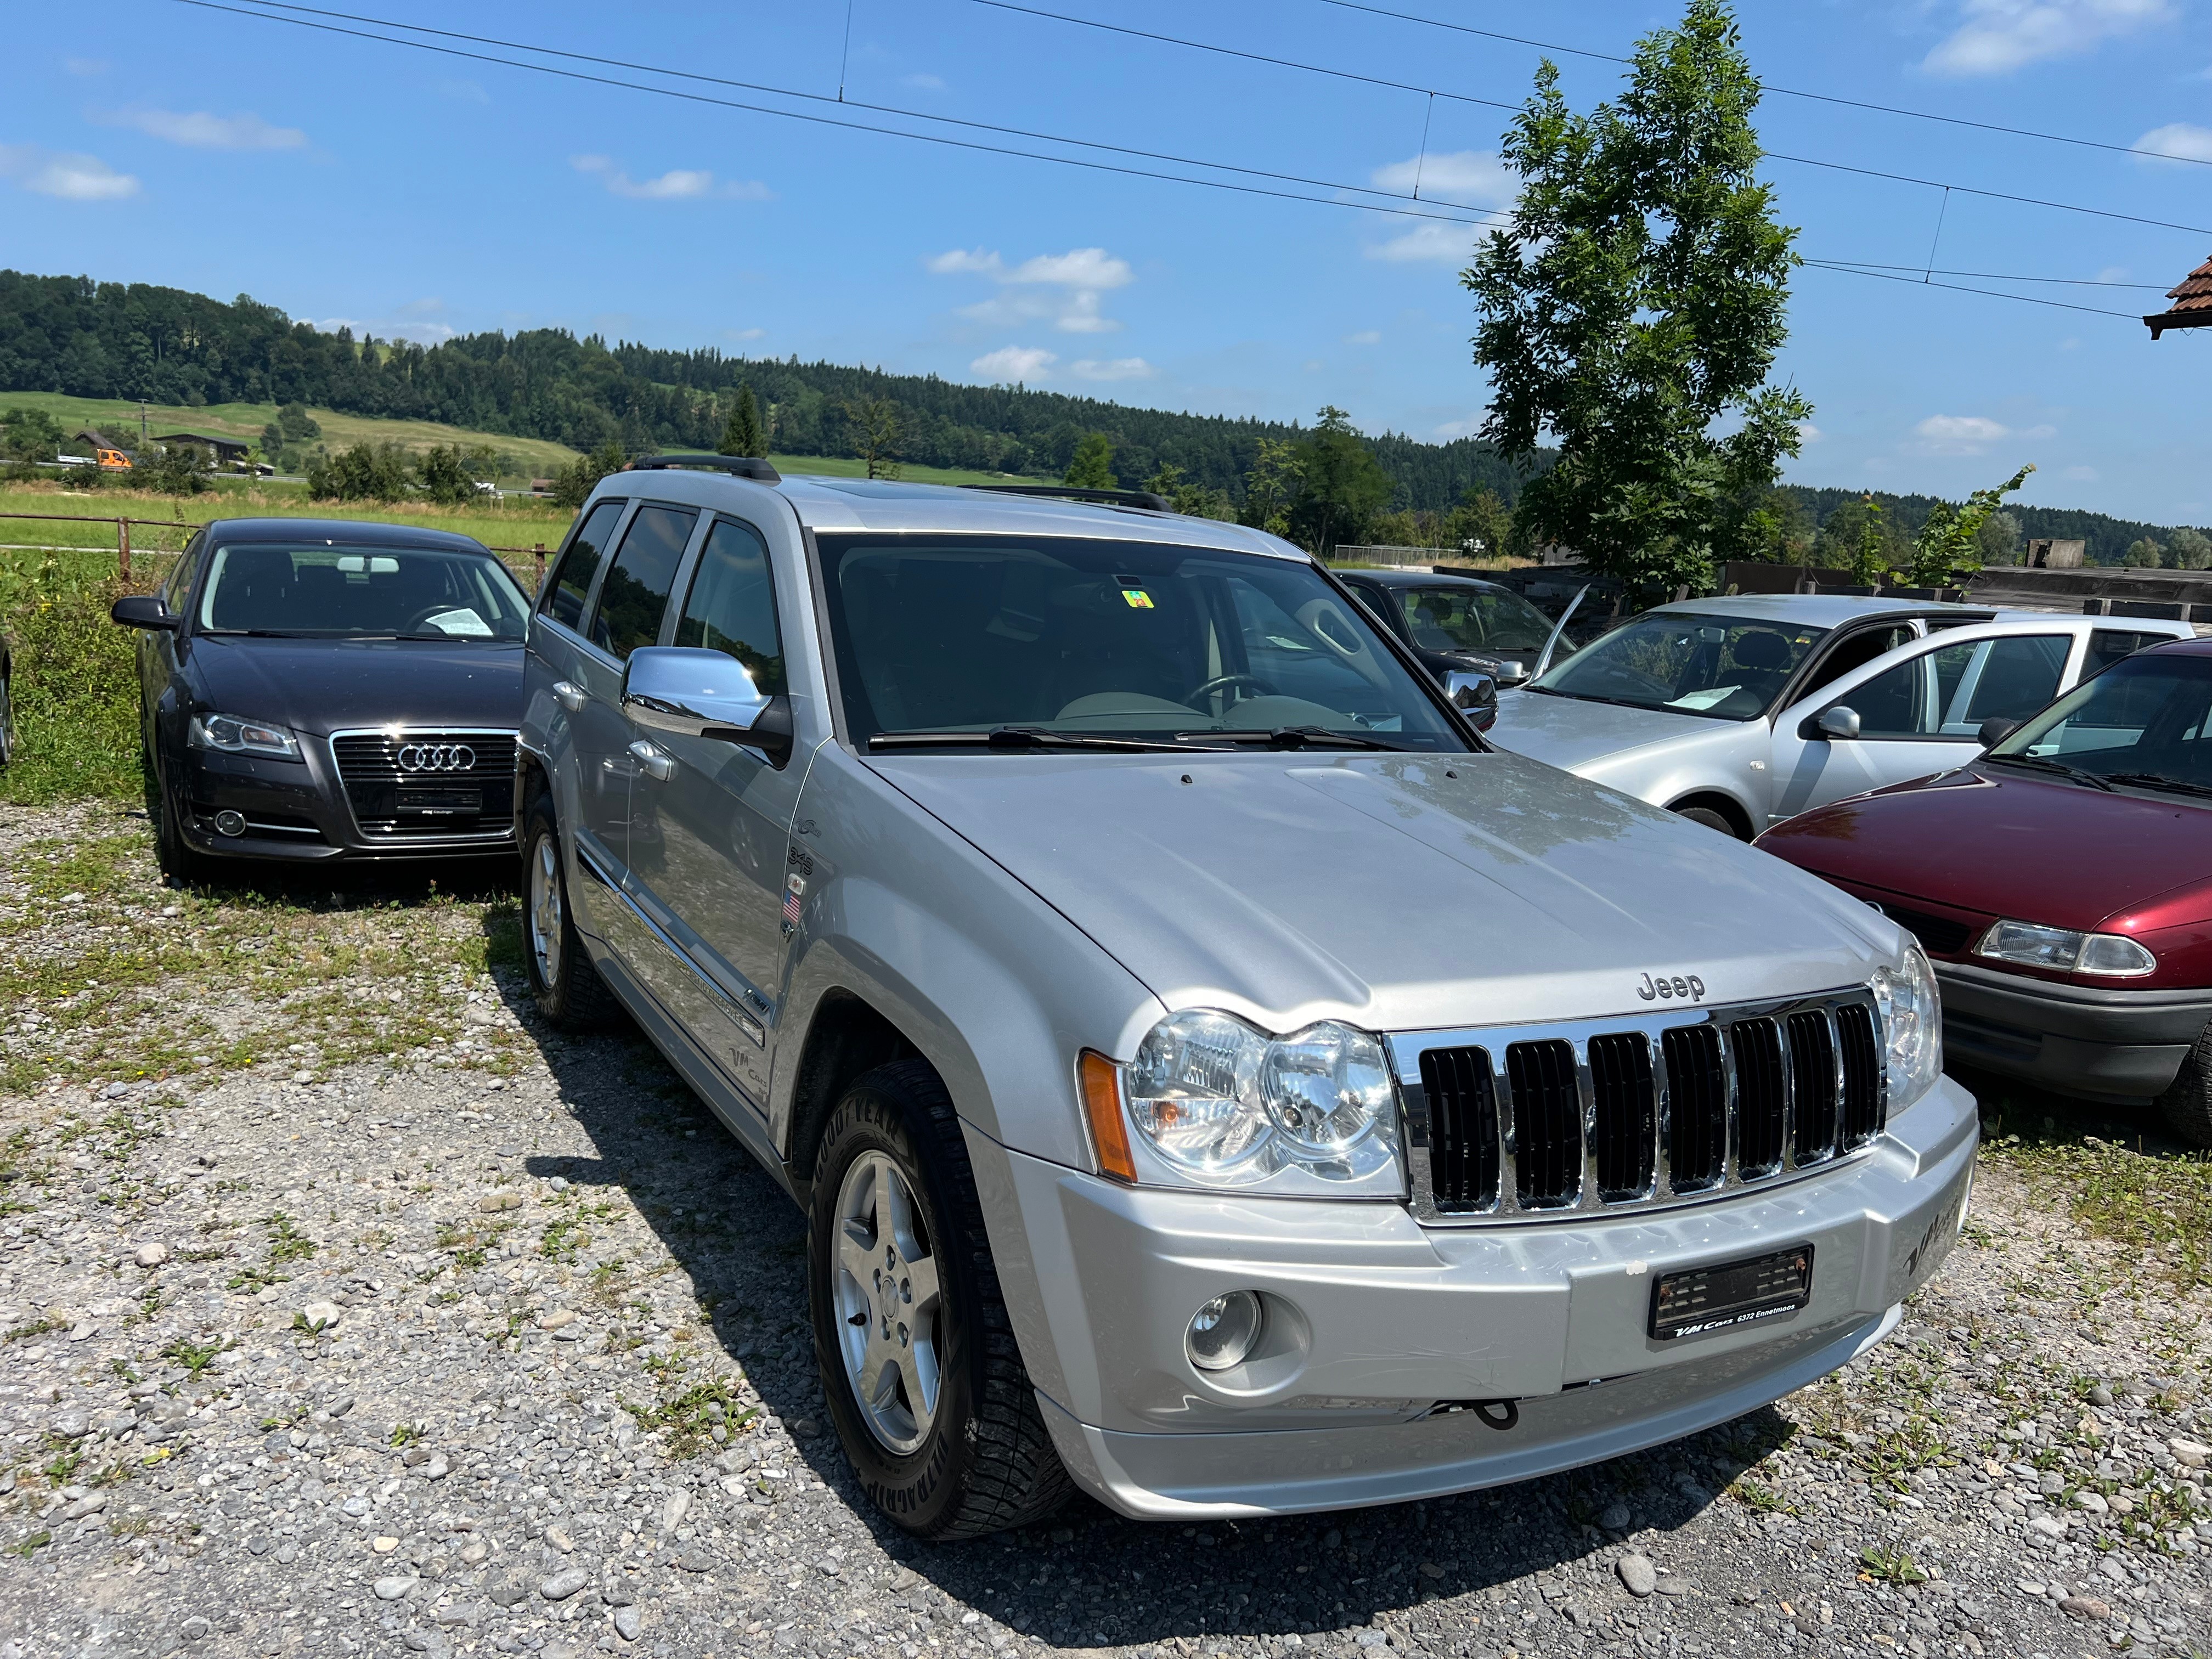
396, 742, 477, 773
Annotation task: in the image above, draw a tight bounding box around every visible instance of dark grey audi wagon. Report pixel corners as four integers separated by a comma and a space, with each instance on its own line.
111, 517, 530, 882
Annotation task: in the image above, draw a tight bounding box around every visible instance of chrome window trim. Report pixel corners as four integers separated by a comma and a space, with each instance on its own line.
1384, 986, 1887, 1227
326, 726, 522, 845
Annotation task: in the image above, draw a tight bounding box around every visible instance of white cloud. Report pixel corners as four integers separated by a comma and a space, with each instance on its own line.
1432, 415, 1482, 439
0, 144, 138, 200
1070, 357, 1154, 381
1797, 421, 1823, 444
2061, 464, 2101, 480
102, 108, 306, 151
436, 78, 490, 105
1370, 149, 1515, 207
902, 72, 947, 91
928, 245, 1133, 333
970, 346, 1057, 382
1923, 0, 2171, 75
1912, 414, 2056, 455
726, 327, 766, 342
65, 58, 107, 76
1364, 222, 1476, 263
2135, 122, 2212, 162
571, 155, 770, 201
1344, 330, 1381, 345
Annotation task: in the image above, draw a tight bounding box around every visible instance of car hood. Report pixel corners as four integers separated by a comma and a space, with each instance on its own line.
870, 749, 1897, 1033
1760, 763, 2212, 933
182, 635, 525, 737
1486, 687, 1736, 774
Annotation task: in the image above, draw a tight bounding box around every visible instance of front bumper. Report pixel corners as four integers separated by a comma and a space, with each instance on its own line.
1936, 959, 2212, 1103
983, 1075, 1977, 1519
174, 742, 517, 864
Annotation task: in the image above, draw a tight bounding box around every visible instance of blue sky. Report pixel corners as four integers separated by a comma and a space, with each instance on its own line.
5, 0, 2211, 523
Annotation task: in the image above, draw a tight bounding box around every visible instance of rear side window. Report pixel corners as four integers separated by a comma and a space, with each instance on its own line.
2085, 630, 2163, 679
589, 504, 697, 659
546, 500, 624, 631
1842, 634, 2069, 738
674, 518, 786, 695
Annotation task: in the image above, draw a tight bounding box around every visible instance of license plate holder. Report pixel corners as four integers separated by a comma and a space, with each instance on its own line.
397, 786, 482, 814
1649, 1244, 1814, 1341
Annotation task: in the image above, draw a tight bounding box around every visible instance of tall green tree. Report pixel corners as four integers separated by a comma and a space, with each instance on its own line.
549, 438, 630, 510
1143, 461, 1234, 520
720, 384, 766, 458
1465, 0, 1809, 596
2122, 537, 2165, 569
1905, 464, 2034, 588
2168, 527, 2212, 571
1064, 431, 1116, 488
1289, 407, 1393, 555
1442, 486, 1519, 561
1976, 509, 2022, 568
842, 398, 904, 479
1239, 438, 1304, 538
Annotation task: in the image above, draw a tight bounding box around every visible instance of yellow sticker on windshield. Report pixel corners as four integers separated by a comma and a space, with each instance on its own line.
1121, 588, 1155, 610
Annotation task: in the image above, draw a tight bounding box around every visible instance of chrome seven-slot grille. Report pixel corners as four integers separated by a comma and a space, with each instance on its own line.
1390, 990, 1886, 1221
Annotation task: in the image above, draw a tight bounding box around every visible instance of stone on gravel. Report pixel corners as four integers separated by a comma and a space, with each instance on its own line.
612, 1606, 642, 1642
373, 1576, 417, 1601
2058, 1595, 2112, 1620
541, 1568, 591, 1601
134, 1241, 170, 1267
1618, 1555, 1658, 1598
660, 1490, 691, 1533
298, 1300, 343, 1332
2169, 1437, 2210, 1469
1599, 1502, 1631, 1531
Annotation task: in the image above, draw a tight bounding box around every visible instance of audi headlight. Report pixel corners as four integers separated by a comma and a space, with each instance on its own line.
189, 712, 302, 760
1976, 920, 2156, 978
1872, 944, 1942, 1110
1121, 1009, 1402, 1188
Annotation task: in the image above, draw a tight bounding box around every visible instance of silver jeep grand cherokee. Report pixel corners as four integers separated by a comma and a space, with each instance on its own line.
515, 457, 1976, 1538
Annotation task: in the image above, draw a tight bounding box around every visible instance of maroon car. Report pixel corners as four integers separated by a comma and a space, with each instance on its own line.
1758, 637, 2212, 1143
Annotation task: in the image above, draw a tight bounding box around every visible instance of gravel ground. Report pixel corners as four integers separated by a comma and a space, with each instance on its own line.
5, 802, 2212, 1659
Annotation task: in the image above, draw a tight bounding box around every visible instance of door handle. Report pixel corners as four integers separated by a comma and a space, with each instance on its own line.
628, 740, 676, 782
552, 680, 586, 713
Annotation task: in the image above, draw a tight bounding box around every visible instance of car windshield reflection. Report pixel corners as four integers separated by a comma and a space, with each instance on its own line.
1987, 653, 2212, 795
1531, 612, 1827, 721
197, 544, 531, 642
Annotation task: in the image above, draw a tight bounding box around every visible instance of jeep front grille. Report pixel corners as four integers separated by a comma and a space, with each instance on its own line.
1392, 988, 1887, 1223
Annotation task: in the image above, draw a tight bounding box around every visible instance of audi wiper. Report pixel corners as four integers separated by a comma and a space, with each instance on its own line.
1984, 753, 2115, 792
868, 726, 1201, 753
2102, 771, 2212, 800
1187, 726, 1406, 751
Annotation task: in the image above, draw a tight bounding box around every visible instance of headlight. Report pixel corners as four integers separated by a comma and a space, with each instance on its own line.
1872, 944, 1942, 1110
1121, 1009, 1401, 1187
1976, 919, 2155, 978
189, 713, 302, 759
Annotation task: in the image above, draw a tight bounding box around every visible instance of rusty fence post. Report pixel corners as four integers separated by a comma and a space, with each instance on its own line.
534, 543, 547, 586
118, 518, 131, 584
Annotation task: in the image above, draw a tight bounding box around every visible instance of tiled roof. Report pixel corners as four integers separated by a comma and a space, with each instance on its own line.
2145, 253, 2212, 336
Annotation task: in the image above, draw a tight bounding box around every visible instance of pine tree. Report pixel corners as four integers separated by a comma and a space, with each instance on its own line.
720, 385, 765, 458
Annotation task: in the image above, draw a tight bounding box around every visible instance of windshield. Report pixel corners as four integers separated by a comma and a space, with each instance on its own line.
817, 534, 1466, 749
1392, 583, 1560, 656
198, 543, 529, 641
1531, 611, 1826, 721
1987, 652, 2212, 792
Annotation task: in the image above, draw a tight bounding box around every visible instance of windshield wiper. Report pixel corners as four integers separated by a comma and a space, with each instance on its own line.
1984, 753, 2115, 791
2101, 771, 2212, 799
868, 726, 1201, 753
1188, 726, 1406, 751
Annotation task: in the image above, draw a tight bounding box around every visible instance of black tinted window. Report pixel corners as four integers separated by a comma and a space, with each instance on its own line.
675, 518, 786, 695
2086, 630, 2162, 679
546, 501, 624, 630
589, 505, 697, 659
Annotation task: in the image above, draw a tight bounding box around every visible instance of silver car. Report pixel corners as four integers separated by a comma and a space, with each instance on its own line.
1486, 595, 2194, 837
516, 462, 1976, 1536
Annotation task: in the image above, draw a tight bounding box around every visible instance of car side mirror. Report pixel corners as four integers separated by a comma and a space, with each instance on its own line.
1977, 716, 2019, 748
1443, 669, 1496, 710
622, 645, 783, 748
1815, 705, 1861, 741
110, 595, 178, 631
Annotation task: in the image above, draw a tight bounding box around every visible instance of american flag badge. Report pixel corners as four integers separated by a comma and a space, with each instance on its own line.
783, 873, 806, 927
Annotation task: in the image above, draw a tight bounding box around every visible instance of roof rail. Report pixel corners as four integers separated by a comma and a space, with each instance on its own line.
961, 483, 1173, 513
624, 454, 782, 483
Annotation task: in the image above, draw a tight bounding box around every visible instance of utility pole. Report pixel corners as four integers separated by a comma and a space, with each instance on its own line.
140, 399, 148, 450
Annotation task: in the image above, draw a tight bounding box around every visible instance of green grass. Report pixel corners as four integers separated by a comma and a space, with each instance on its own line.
1984, 1122, 2212, 1290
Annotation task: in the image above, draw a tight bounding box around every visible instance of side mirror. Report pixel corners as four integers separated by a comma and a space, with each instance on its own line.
1977, 715, 2020, 748
621, 646, 790, 766
1443, 668, 1496, 716
111, 595, 178, 631
1816, 705, 1861, 741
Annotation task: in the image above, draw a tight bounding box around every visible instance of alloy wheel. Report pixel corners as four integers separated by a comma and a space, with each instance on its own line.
527, 831, 565, 987
832, 1150, 944, 1454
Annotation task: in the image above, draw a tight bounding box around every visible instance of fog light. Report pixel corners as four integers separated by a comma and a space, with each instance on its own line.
213, 810, 246, 837
1186, 1290, 1263, 1372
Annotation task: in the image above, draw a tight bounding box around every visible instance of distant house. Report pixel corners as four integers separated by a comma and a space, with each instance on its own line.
2144, 255, 2212, 340
152, 431, 251, 466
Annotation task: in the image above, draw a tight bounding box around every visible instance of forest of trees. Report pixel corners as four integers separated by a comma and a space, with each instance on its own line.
0, 269, 1530, 514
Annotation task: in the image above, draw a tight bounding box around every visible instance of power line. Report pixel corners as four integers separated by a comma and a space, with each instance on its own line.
182, 0, 1513, 225
1801, 261, 2145, 319
1804, 260, 2170, 290
963, 0, 2212, 238
1314, 0, 2212, 171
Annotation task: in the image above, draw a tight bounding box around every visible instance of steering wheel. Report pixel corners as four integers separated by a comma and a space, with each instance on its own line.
400, 603, 457, 634
1184, 673, 1277, 707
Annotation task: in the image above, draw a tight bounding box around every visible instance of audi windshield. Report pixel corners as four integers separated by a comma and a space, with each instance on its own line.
816, 534, 1469, 752
197, 543, 531, 641
1531, 612, 1827, 721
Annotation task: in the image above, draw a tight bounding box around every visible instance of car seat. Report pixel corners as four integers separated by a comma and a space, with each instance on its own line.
207, 547, 296, 631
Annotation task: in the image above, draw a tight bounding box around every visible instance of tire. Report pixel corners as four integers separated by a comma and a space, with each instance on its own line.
1673, 804, 1741, 838
2158, 1022, 2212, 1148
808, 1059, 1073, 1539
521, 791, 623, 1030
148, 742, 217, 886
